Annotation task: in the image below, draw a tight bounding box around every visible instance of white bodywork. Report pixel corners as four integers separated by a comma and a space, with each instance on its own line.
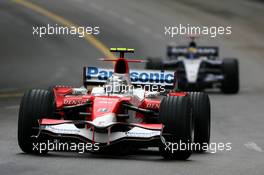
179, 57, 206, 83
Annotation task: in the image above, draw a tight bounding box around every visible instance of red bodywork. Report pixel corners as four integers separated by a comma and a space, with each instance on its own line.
47, 86, 187, 123
39, 56, 187, 145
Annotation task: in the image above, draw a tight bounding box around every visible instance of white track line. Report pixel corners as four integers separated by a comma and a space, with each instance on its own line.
105, 10, 121, 19
89, 2, 104, 11
139, 26, 151, 33
122, 17, 135, 25
153, 34, 164, 40
244, 142, 263, 152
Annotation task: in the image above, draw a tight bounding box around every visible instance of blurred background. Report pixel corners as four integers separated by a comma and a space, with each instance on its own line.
0, 0, 264, 174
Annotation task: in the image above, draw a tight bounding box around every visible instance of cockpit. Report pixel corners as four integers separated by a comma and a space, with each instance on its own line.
186, 41, 198, 59
104, 74, 132, 94
90, 74, 133, 96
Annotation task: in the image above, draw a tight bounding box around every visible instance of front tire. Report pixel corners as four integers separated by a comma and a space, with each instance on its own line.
159, 96, 193, 160
17, 89, 55, 154
221, 58, 239, 94
188, 92, 210, 152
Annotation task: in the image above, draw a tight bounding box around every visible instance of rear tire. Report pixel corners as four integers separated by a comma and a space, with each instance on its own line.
188, 92, 210, 152
145, 58, 163, 70
17, 89, 55, 154
221, 58, 239, 94
159, 96, 193, 160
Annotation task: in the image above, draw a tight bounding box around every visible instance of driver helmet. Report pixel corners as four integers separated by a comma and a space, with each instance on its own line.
187, 41, 198, 59
105, 75, 128, 94
188, 41, 197, 53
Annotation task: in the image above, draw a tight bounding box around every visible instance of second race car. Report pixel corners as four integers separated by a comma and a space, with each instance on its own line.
146, 37, 239, 94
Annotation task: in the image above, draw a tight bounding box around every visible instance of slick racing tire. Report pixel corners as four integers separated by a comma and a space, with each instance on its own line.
188, 92, 210, 152
221, 58, 239, 94
159, 96, 193, 160
18, 89, 56, 154
145, 57, 163, 70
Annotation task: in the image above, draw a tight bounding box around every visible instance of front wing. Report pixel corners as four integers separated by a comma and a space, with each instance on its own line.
37, 119, 163, 146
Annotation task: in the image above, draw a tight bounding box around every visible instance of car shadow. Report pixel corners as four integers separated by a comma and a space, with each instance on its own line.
16, 149, 204, 163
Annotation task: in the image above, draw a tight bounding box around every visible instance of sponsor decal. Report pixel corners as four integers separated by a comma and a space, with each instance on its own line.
169, 46, 218, 56
126, 127, 160, 137
44, 125, 80, 134
64, 99, 87, 105
146, 103, 160, 109
84, 67, 174, 86
126, 131, 160, 137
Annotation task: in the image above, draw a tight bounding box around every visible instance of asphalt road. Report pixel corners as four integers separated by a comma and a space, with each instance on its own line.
0, 0, 264, 175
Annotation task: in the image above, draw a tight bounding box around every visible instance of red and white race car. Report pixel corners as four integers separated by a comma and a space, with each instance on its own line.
18, 48, 210, 160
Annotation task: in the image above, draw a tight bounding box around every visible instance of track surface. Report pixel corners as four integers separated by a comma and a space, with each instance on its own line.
0, 0, 264, 174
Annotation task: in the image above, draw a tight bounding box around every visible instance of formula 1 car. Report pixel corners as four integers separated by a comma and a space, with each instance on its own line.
146, 38, 239, 94
18, 48, 210, 160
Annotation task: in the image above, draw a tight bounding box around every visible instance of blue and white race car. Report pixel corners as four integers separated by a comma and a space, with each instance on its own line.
146, 38, 239, 94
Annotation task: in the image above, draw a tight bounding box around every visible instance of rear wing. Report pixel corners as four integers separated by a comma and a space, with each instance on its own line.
83, 67, 175, 88
167, 46, 219, 57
